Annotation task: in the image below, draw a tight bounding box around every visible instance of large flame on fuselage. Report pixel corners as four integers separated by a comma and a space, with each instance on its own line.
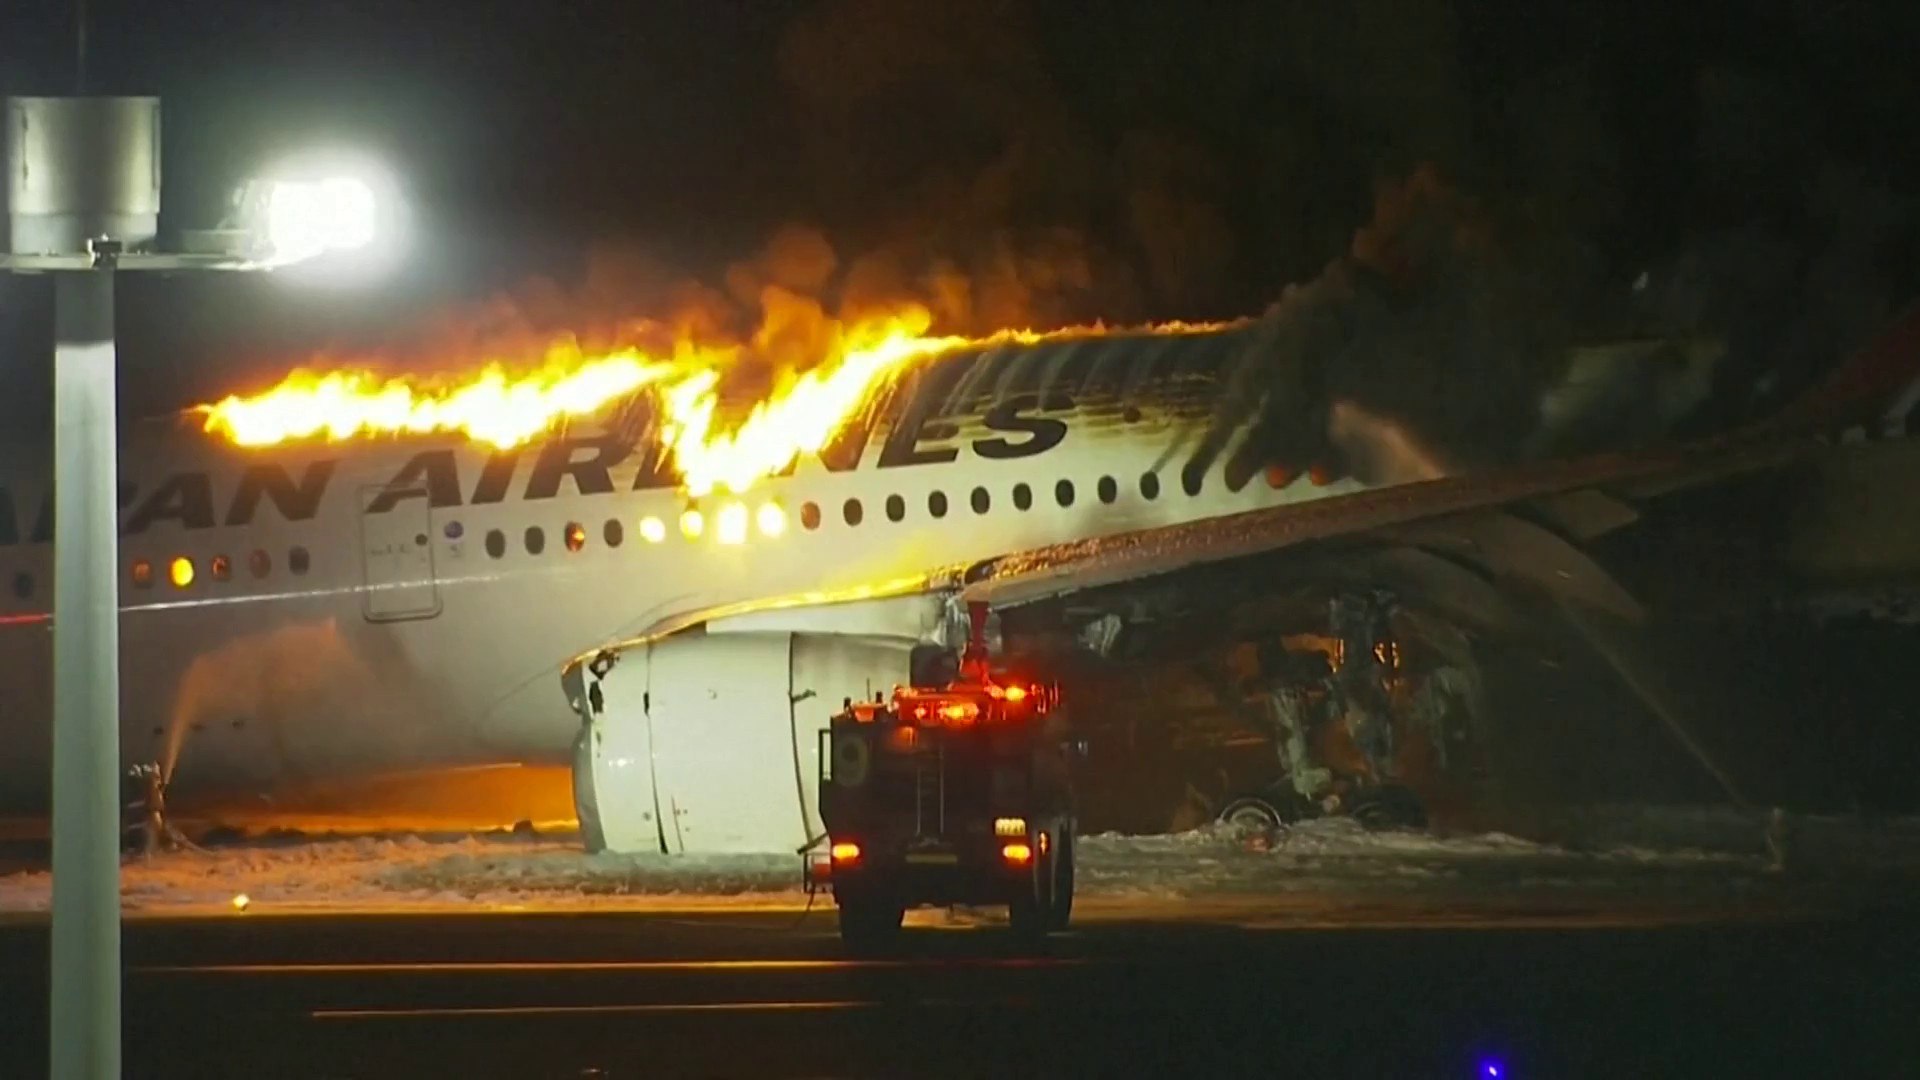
198, 347, 683, 451
197, 304, 1229, 497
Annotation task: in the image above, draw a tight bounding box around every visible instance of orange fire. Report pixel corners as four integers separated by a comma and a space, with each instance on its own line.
197, 304, 1231, 497
197, 345, 686, 451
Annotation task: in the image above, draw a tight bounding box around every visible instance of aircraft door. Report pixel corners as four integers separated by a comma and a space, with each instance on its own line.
357, 487, 442, 622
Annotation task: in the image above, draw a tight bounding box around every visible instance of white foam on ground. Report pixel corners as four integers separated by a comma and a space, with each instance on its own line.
2, 806, 1917, 914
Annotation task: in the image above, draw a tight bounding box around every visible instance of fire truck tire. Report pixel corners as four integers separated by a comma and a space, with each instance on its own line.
1048, 829, 1075, 931
837, 895, 904, 950
1010, 828, 1059, 941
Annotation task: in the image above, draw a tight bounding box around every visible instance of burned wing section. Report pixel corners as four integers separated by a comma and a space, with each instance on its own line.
970, 437, 1813, 836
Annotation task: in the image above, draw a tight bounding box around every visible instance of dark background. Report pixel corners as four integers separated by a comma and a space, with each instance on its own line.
2, 0, 1917, 428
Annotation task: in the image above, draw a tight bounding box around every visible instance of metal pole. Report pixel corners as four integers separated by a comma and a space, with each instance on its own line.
49, 268, 120, 1080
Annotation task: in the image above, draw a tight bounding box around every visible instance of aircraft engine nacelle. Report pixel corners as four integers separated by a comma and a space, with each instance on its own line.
568, 630, 915, 854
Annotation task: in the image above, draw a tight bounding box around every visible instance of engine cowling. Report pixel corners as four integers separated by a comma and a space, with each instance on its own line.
570, 630, 914, 854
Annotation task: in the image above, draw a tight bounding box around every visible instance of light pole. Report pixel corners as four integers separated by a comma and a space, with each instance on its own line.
2, 95, 391, 1080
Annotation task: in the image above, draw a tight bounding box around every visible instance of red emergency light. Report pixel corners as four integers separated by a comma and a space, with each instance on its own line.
888, 676, 1060, 729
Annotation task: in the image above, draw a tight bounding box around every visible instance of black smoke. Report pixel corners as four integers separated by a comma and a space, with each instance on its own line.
758, 1, 1920, 477
3, 0, 1917, 443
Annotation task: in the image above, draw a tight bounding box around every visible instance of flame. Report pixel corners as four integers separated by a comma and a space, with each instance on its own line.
199, 344, 684, 450
662, 312, 965, 496
198, 304, 1232, 497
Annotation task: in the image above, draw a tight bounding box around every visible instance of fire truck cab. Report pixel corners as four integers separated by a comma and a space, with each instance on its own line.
811, 674, 1076, 949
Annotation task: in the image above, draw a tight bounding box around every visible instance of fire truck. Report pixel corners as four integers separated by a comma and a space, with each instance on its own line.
808, 656, 1077, 949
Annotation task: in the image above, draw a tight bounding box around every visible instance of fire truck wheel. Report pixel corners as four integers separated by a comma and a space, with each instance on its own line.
837, 895, 904, 951
1010, 831, 1056, 942
1047, 828, 1075, 931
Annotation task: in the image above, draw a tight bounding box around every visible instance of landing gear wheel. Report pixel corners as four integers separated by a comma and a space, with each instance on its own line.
1047, 828, 1075, 931
837, 894, 904, 952
1352, 785, 1427, 831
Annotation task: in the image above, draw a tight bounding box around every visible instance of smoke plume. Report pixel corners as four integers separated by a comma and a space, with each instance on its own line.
204, 0, 1918, 479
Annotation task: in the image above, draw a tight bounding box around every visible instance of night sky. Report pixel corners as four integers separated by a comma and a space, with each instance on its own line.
1, 0, 1916, 430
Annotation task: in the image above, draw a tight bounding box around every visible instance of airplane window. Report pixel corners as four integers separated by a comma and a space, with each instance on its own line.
757, 502, 787, 537
485, 529, 506, 558
717, 503, 750, 544
971, 487, 990, 514
1012, 483, 1032, 511
885, 494, 905, 522
1098, 476, 1118, 504
801, 502, 821, 530
1140, 472, 1161, 500
565, 522, 587, 552
1055, 479, 1076, 508
248, 550, 270, 578
843, 498, 864, 526
1182, 466, 1203, 497
928, 491, 948, 518
524, 527, 545, 555
168, 556, 195, 589
11, 572, 31, 600
131, 559, 153, 588
603, 519, 623, 548
289, 546, 311, 574
211, 555, 231, 582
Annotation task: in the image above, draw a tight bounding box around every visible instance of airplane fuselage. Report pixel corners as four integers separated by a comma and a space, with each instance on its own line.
0, 326, 1357, 817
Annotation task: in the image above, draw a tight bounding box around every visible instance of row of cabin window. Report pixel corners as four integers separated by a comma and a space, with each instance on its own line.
126, 547, 312, 590
4, 464, 1225, 601
37, 467, 1300, 595
803, 472, 1178, 530
482, 522, 600, 558
470, 470, 1210, 558
68, 468, 1229, 593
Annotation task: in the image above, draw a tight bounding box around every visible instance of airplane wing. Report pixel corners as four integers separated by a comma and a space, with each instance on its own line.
957, 429, 1821, 624
961, 298, 1920, 628
581, 302, 1918, 663
576, 423, 1822, 682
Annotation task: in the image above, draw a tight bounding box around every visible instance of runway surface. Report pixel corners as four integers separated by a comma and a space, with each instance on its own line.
1, 895, 1915, 1079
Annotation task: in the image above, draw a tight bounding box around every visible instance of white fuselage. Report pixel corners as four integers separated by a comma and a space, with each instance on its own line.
0, 330, 1363, 818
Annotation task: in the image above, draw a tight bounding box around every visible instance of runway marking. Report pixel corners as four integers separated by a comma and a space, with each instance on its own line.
312, 1000, 877, 1020
137, 957, 1084, 975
